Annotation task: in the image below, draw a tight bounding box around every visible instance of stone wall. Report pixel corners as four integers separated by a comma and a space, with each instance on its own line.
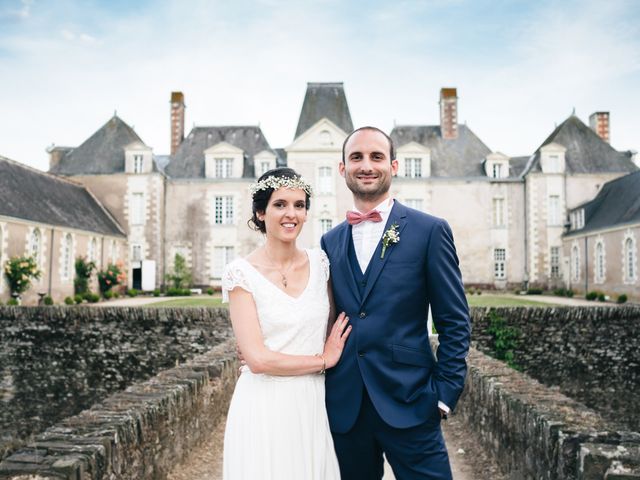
469, 306, 640, 432
0, 339, 237, 479
456, 346, 640, 479
0, 306, 233, 461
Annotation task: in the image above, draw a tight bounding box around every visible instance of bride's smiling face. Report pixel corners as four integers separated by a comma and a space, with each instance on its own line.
258, 187, 308, 241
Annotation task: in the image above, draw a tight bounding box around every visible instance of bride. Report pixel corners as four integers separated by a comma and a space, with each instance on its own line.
222, 167, 351, 479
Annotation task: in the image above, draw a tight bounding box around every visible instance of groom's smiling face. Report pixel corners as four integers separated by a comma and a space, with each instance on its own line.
340, 129, 398, 203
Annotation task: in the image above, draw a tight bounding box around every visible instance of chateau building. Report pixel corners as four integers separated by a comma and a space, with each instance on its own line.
1, 82, 638, 303
0, 156, 126, 304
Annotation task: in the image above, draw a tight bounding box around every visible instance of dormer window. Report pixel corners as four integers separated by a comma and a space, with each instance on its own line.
215, 158, 234, 178
540, 143, 566, 174
484, 152, 510, 179
405, 158, 422, 178
133, 155, 144, 173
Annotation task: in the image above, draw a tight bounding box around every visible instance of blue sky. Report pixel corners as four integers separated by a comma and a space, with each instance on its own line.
1, 0, 638, 171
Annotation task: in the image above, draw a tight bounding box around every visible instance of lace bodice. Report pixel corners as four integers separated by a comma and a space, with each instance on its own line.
222, 248, 330, 356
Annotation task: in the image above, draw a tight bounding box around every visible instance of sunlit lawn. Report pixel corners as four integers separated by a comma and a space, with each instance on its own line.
142, 296, 225, 308
466, 294, 558, 307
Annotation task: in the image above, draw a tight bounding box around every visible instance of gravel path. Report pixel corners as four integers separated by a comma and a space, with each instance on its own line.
167, 412, 505, 480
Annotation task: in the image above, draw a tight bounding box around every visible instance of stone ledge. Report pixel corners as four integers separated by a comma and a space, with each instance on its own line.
0, 339, 237, 480
457, 346, 640, 480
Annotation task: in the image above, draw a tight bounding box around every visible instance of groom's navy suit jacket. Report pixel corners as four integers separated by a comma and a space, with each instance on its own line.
321, 201, 470, 434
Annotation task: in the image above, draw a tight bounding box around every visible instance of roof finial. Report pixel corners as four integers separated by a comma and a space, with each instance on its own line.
113, 109, 117, 118
572, 107, 576, 116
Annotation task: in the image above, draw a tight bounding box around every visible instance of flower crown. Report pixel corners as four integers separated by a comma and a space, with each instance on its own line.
248, 175, 313, 197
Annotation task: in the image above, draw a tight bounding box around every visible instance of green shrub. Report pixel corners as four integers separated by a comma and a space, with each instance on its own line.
7, 298, 19, 306
3, 256, 41, 295
566, 289, 574, 298
617, 294, 628, 304
207, 288, 214, 296
597, 293, 606, 302
84, 292, 100, 303
97, 262, 126, 295
586, 291, 598, 301
74, 294, 84, 304
486, 310, 520, 369
64, 296, 74, 305
166, 287, 191, 296
526, 288, 543, 295
104, 290, 115, 300
127, 289, 139, 297
165, 253, 192, 289
153, 289, 161, 297
74, 256, 95, 295
43, 295, 54, 305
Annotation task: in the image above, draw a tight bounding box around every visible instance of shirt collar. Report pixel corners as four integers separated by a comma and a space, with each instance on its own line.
353, 197, 394, 215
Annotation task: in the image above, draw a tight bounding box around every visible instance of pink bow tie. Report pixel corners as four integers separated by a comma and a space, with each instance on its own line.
346, 209, 383, 225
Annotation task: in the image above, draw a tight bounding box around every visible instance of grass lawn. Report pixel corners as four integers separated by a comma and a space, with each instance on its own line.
142, 297, 225, 308
466, 294, 558, 307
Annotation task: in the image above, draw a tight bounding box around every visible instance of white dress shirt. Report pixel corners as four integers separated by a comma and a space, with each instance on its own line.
350, 197, 451, 415
351, 197, 394, 273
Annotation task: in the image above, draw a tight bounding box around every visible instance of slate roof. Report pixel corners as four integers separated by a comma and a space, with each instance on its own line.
526, 115, 637, 175
165, 126, 273, 178
567, 170, 640, 235
50, 116, 146, 175
509, 156, 531, 178
295, 83, 354, 139
390, 125, 492, 177
0, 156, 125, 236
274, 148, 287, 167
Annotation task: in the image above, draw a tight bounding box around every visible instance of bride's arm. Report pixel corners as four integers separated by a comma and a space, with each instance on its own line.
229, 286, 351, 376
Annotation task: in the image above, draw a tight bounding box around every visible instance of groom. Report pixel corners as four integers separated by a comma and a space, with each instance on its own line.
321, 126, 471, 479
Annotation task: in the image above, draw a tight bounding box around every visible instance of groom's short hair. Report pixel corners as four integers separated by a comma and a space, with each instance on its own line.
342, 126, 396, 163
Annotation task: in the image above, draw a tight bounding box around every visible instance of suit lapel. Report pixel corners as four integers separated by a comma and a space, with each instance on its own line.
361, 202, 408, 305
336, 221, 361, 302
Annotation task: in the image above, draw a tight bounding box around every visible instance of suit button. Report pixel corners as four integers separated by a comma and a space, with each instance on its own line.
360, 281, 366, 286
358, 352, 365, 357
359, 312, 366, 318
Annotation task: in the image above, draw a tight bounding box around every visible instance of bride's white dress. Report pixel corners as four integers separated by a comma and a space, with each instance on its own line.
221, 248, 340, 480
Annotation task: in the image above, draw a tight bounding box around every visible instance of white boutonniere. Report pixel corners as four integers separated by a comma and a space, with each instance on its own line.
381, 223, 400, 259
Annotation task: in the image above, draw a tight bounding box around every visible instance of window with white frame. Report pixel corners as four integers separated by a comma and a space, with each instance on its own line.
548, 155, 560, 173
550, 246, 561, 278
131, 193, 145, 225
132, 244, 142, 262
62, 234, 73, 281
214, 158, 234, 178
493, 197, 505, 227
88, 238, 98, 264
133, 155, 144, 174
318, 167, 332, 194
624, 237, 636, 283
578, 209, 585, 229
213, 246, 235, 278
109, 240, 117, 263
571, 245, 580, 282
595, 241, 605, 283
30, 228, 42, 265
405, 199, 424, 211
491, 163, 503, 179
405, 158, 422, 178
214, 196, 234, 224
259, 161, 271, 177
320, 219, 333, 235
548, 195, 561, 225
494, 248, 506, 279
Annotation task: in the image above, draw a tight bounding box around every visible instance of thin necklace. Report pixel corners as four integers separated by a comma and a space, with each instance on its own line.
264, 248, 296, 288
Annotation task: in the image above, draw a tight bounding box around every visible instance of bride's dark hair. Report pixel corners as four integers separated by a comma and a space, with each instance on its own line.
248, 167, 311, 234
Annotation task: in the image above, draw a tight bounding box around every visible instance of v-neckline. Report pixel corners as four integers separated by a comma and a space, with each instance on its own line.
240, 249, 312, 301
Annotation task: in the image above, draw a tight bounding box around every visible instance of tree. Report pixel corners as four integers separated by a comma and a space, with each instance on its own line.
3, 256, 41, 296
74, 256, 96, 295
166, 253, 192, 289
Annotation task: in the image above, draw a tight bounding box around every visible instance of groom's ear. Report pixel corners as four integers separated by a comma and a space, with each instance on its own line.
338, 161, 346, 178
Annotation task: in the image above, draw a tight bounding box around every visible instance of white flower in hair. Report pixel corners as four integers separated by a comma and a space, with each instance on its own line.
249, 175, 313, 197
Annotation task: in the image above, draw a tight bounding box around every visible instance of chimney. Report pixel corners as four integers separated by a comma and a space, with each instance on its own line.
170, 91, 186, 155
439, 88, 458, 140
47, 145, 72, 172
589, 112, 610, 143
